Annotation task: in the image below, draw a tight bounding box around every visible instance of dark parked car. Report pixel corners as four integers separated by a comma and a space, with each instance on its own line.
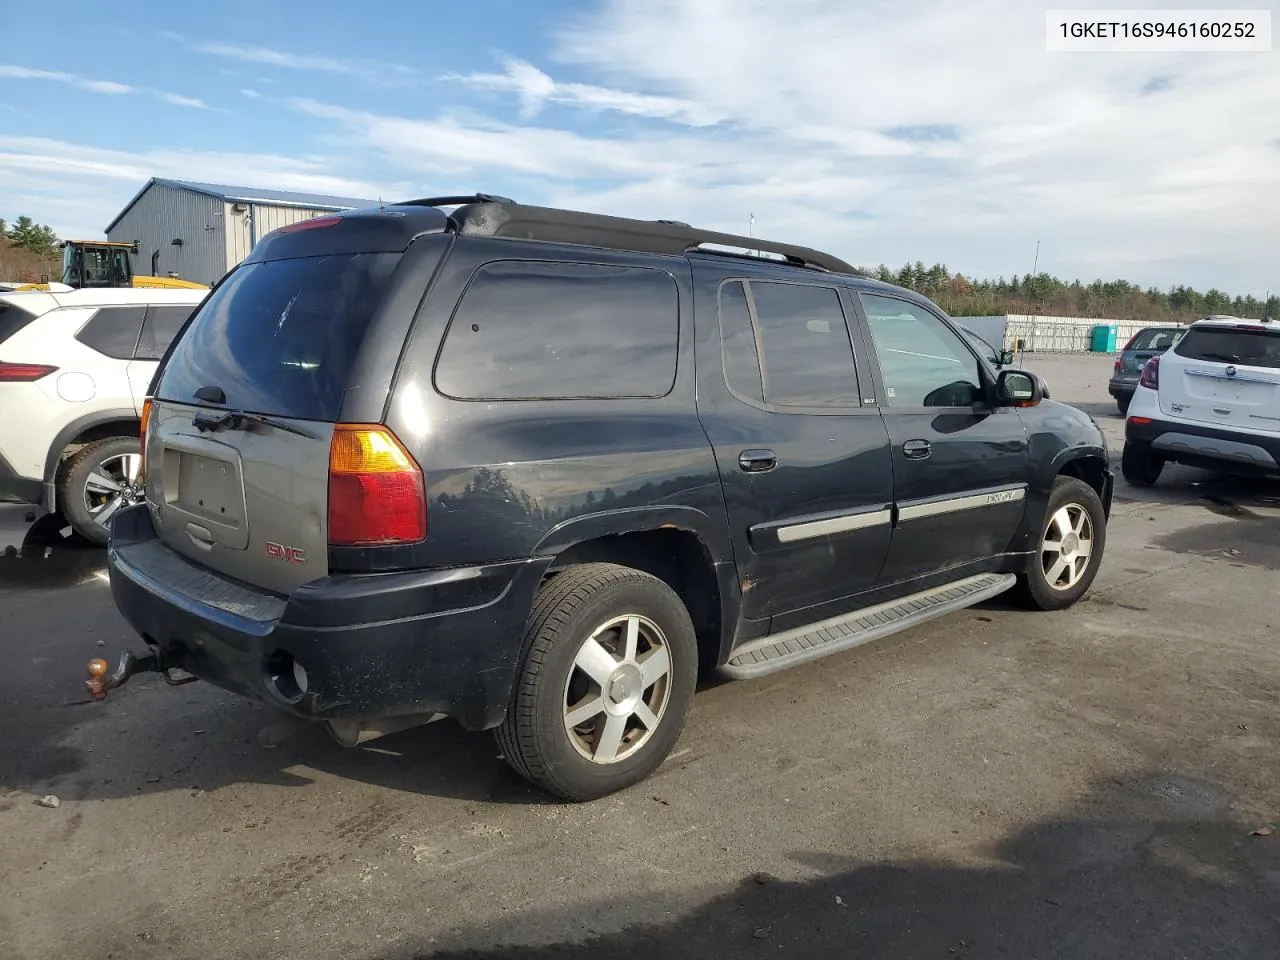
1109, 325, 1186, 413
97, 196, 1113, 801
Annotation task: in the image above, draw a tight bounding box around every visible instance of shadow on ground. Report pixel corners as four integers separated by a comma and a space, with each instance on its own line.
0, 512, 105, 592
409, 772, 1280, 960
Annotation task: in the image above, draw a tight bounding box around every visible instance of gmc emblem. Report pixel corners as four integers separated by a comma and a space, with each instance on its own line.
266, 541, 307, 564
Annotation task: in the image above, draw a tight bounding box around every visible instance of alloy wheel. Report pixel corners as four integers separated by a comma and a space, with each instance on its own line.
1041, 502, 1094, 591
561, 613, 673, 764
82, 452, 144, 532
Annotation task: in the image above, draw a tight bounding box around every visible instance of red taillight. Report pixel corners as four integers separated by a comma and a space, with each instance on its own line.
0, 362, 57, 382
1139, 356, 1160, 389
1113, 358, 1122, 375
327, 424, 426, 546
138, 398, 152, 481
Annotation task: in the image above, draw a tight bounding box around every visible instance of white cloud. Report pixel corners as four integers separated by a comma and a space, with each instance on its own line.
194, 41, 419, 85
0, 64, 213, 109
445, 56, 722, 126
543, 0, 1280, 294
0, 136, 400, 238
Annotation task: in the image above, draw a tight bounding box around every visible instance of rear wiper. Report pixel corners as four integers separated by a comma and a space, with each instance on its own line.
1197, 352, 1240, 363
191, 409, 319, 440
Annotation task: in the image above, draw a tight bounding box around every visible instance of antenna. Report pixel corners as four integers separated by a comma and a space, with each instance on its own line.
1015, 239, 1040, 364
1026, 239, 1040, 315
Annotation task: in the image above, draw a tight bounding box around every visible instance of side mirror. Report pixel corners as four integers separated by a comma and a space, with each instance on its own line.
997, 369, 1045, 407
997, 349, 1016, 367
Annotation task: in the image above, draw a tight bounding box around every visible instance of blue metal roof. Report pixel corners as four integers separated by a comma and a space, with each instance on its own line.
105, 177, 378, 233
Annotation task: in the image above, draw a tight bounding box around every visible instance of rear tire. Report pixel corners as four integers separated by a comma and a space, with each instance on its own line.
1014, 476, 1107, 611
495, 563, 698, 802
1121, 439, 1164, 488
56, 436, 144, 546
1116, 395, 1131, 415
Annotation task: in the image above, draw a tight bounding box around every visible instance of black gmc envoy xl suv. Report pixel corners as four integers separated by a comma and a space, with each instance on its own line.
99, 195, 1113, 800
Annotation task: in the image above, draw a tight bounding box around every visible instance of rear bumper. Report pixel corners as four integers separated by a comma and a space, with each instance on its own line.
1107, 376, 1138, 399
0, 450, 42, 504
106, 505, 550, 730
1126, 416, 1280, 473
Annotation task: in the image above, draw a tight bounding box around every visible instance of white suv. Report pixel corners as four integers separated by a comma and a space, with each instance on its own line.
1122, 315, 1280, 486
0, 287, 207, 542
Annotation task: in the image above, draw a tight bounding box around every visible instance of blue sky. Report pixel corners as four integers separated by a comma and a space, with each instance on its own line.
1, 0, 1277, 295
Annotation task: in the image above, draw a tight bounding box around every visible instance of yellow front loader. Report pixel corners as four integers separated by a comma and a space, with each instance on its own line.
12, 240, 207, 291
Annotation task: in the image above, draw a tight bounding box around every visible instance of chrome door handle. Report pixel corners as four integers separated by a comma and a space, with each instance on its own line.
903, 439, 932, 460
738, 449, 777, 473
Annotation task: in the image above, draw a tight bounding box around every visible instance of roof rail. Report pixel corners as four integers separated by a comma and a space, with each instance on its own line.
399, 197, 856, 275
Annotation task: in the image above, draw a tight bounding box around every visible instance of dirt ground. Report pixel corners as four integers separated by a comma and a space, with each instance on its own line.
1, 354, 1277, 959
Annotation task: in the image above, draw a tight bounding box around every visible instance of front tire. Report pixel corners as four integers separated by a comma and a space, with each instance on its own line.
495, 563, 698, 802
1015, 476, 1107, 611
1121, 439, 1164, 488
56, 436, 144, 545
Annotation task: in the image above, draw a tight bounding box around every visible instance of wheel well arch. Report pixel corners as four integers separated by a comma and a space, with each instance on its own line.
43, 410, 141, 483
545, 528, 724, 676
1057, 453, 1112, 515
1057, 454, 1107, 493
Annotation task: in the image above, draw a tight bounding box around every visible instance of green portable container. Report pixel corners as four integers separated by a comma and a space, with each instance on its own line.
1090, 324, 1118, 353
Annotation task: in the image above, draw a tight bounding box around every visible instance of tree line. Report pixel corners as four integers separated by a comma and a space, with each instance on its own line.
861, 262, 1277, 325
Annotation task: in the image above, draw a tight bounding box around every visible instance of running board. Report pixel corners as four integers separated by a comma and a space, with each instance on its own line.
718, 573, 1017, 680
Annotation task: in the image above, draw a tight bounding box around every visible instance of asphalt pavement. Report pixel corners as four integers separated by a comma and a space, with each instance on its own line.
1, 354, 1278, 960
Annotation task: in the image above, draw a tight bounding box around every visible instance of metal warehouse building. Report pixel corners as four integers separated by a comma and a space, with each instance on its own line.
105, 178, 376, 286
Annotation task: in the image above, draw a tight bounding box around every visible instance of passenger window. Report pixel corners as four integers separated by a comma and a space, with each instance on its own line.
749, 281, 860, 407
74, 306, 146, 360
136, 305, 196, 360
860, 294, 984, 407
436, 260, 679, 400
718, 280, 764, 404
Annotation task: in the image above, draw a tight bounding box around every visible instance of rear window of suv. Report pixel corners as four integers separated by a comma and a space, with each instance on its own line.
0, 299, 38, 346
155, 252, 400, 421
1173, 325, 1280, 369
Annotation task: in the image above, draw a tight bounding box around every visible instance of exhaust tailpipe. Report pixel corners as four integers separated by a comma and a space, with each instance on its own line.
326, 713, 445, 748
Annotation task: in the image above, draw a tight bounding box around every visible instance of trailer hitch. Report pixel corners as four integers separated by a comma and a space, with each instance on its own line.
86, 651, 198, 701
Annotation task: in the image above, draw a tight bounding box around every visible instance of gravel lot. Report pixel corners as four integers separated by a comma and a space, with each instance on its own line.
2, 354, 1278, 960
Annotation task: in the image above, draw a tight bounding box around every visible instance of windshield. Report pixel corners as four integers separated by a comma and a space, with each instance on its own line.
155, 252, 401, 421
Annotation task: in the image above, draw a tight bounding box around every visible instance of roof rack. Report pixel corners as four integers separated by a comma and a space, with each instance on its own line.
390, 196, 857, 276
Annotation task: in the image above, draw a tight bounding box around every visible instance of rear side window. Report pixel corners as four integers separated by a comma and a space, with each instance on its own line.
74, 306, 145, 359
719, 280, 764, 404
750, 281, 860, 407
136, 305, 196, 360
1174, 326, 1280, 369
1128, 328, 1184, 352
156, 252, 400, 420
435, 260, 679, 400
0, 299, 39, 346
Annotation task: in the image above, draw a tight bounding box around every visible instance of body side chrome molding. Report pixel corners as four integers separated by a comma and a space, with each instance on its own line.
897, 483, 1027, 523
